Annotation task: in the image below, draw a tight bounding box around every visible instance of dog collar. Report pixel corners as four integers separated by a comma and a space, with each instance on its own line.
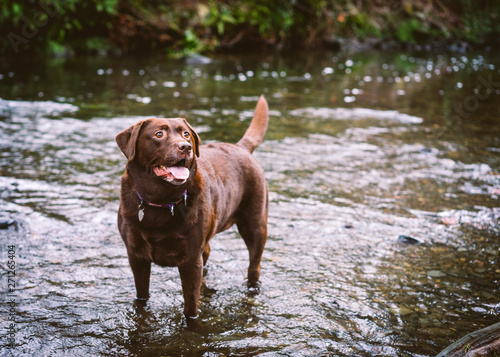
136, 190, 187, 221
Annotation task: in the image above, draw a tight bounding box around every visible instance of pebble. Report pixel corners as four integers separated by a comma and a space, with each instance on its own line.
427, 270, 447, 278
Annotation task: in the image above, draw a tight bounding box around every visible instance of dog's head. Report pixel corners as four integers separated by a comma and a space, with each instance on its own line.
116, 118, 200, 186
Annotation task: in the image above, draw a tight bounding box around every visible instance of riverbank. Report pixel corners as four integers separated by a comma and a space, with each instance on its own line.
2, 1, 499, 57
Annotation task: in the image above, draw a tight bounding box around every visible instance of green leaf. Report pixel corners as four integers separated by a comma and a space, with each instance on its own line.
396, 19, 420, 43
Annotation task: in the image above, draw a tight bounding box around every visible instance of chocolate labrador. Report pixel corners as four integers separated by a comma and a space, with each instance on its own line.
115, 96, 269, 319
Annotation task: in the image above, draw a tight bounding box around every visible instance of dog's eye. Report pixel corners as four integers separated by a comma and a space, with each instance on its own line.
155, 131, 164, 138
183, 131, 190, 139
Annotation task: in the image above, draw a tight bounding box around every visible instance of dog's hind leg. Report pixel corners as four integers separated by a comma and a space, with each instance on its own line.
236, 213, 267, 288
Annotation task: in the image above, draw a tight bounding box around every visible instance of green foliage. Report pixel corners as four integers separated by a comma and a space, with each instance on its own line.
396, 19, 420, 43
245, 0, 295, 35
202, 0, 295, 42
1, 0, 118, 55
457, 0, 500, 43
47, 40, 66, 56
178, 29, 208, 56
205, 1, 237, 35
346, 11, 382, 39
1, 0, 499, 56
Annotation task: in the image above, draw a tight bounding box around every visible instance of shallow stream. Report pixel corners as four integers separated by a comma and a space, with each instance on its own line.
0, 50, 499, 356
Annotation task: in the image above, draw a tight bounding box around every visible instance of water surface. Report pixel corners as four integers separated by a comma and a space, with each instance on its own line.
0, 50, 499, 356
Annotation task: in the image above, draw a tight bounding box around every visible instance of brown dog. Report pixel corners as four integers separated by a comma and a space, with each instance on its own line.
115, 96, 269, 319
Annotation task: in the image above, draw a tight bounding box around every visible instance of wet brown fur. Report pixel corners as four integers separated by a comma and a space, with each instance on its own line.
115, 96, 269, 319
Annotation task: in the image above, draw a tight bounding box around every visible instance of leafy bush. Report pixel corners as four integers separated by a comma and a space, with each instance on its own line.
1, 0, 499, 56
2, 0, 117, 55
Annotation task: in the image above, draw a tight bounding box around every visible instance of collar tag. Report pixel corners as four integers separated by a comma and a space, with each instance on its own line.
138, 201, 145, 222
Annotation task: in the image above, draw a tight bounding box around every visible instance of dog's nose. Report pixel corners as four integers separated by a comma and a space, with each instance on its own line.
177, 141, 192, 155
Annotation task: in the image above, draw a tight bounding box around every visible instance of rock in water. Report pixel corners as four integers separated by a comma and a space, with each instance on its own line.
0, 217, 15, 229
397, 235, 422, 245
185, 54, 212, 65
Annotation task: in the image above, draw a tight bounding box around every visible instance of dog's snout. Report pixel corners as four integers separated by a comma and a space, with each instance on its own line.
178, 141, 192, 154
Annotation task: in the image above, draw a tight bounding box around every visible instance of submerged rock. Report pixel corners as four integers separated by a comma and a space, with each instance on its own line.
427, 270, 447, 278
493, 303, 500, 315
397, 235, 422, 245
185, 54, 212, 65
0, 216, 15, 229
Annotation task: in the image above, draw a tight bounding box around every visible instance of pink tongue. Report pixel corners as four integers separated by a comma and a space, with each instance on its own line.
155, 166, 189, 180
167, 166, 189, 180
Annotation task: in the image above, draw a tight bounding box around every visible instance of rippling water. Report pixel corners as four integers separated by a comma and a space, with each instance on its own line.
0, 51, 499, 356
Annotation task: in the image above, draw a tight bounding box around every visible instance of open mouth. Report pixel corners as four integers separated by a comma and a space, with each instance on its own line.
153, 160, 190, 184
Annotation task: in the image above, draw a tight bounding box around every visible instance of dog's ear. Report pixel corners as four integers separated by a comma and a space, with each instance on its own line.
116, 120, 145, 161
183, 119, 201, 157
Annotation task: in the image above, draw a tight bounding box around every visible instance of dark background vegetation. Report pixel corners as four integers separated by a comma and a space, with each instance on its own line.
2, 0, 500, 56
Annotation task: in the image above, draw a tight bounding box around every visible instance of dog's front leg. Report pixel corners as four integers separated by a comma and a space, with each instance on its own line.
127, 252, 151, 300
178, 255, 203, 319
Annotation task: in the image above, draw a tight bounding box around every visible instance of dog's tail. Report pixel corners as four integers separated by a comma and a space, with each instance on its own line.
237, 95, 269, 154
